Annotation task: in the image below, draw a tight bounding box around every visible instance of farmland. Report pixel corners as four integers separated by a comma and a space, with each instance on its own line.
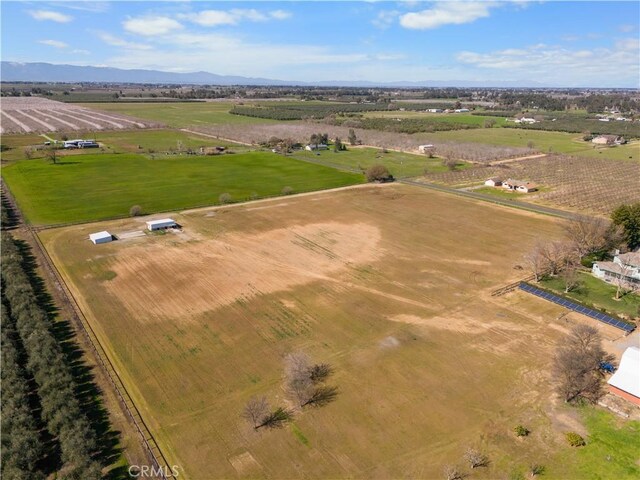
41, 184, 612, 479
422, 154, 640, 215
2, 151, 363, 225
0, 97, 160, 133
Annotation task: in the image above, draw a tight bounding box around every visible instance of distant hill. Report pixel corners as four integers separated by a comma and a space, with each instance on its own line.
1, 61, 547, 88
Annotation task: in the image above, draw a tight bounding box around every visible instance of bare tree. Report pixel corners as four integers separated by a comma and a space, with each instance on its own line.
442, 157, 458, 171
309, 363, 332, 383
561, 262, 580, 293
613, 263, 636, 300
23, 147, 33, 159
242, 396, 270, 429
443, 464, 464, 480
563, 216, 622, 258
284, 352, 337, 408
301, 385, 339, 408
554, 325, 613, 403
129, 205, 143, 217
539, 241, 572, 276
523, 243, 547, 281
464, 447, 489, 468
45, 146, 58, 164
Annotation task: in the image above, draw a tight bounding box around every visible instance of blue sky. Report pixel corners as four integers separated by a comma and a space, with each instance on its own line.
2, 1, 639, 86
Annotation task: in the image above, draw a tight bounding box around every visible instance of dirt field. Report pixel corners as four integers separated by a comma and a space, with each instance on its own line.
0, 97, 160, 133
41, 184, 621, 479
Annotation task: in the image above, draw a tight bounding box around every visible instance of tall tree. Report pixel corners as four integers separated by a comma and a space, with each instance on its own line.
612, 203, 640, 250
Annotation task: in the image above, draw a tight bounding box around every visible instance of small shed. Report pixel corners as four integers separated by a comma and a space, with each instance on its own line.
485, 177, 502, 187
418, 144, 435, 154
146, 218, 177, 231
607, 347, 640, 406
89, 231, 113, 245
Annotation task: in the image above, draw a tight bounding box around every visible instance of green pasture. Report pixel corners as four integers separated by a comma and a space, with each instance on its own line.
2, 151, 363, 225
363, 110, 508, 127
292, 146, 469, 178
78, 102, 277, 128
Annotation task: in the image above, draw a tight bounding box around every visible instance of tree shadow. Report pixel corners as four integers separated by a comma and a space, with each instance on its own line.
13, 239, 125, 472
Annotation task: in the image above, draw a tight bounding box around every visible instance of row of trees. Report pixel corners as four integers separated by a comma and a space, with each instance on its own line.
1, 305, 44, 479
1, 232, 102, 479
243, 352, 338, 430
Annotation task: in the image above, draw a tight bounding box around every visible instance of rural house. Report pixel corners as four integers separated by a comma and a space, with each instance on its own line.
607, 346, 640, 406
305, 143, 328, 151
592, 251, 640, 288
591, 135, 626, 145
484, 177, 502, 187
418, 144, 435, 154
502, 179, 537, 193
199, 146, 225, 155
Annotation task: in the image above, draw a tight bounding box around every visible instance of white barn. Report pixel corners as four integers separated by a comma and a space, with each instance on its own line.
146, 218, 177, 231
607, 347, 640, 406
89, 231, 112, 245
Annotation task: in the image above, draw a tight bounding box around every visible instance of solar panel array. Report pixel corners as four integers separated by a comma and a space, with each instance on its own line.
519, 282, 635, 333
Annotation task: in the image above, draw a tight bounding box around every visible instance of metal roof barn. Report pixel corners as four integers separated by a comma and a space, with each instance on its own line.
146, 218, 177, 231
607, 346, 640, 406
89, 231, 112, 244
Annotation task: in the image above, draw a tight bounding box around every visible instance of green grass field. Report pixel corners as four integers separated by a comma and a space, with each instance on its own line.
78, 102, 278, 128
2, 151, 363, 225
539, 272, 640, 319
292, 146, 469, 178
574, 408, 640, 479
363, 110, 509, 127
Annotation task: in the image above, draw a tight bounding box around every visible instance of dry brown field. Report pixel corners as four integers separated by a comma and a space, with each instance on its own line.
0, 97, 160, 133
41, 184, 617, 479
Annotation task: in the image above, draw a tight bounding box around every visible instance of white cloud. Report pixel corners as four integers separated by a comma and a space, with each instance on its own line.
97, 32, 152, 50
618, 24, 635, 33
48, 2, 110, 13
123, 16, 183, 36
28, 10, 73, 23
71, 49, 91, 55
179, 9, 292, 27
39, 39, 68, 48
456, 41, 640, 85
400, 1, 496, 30
372, 10, 399, 29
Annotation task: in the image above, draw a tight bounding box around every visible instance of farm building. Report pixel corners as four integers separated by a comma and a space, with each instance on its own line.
607, 346, 640, 406
514, 117, 538, 124
592, 252, 640, 288
89, 231, 113, 245
418, 144, 435, 154
199, 146, 225, 155
427, 108, 443, 113
146, 218, 177, 231
484, 177, 502, 187
502, 179, 537, 193
592, 135, 625, 145
305, 144, 328, 151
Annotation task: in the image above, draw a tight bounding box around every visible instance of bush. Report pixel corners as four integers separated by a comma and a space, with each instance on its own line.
530, 464, 545, 476
514, 425, 530, 437
129, 205, 143, 217
219, 193, 232, 204
282, 186, 294, 195
365, 164, 393, 183
565, 432, 586, 447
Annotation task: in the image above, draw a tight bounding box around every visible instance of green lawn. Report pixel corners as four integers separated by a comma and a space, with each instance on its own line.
363, 111, 508, 127
291, 146, 469, 178
78, 102, 278, 128
539, 272, 640, 319
2, 151, 363, 225
575, 408, 640, 480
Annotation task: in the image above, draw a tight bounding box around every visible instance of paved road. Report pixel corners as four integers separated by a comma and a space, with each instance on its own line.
399, 178, 582, 220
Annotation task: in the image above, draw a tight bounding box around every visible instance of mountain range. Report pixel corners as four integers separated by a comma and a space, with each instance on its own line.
1, 61, 547, 88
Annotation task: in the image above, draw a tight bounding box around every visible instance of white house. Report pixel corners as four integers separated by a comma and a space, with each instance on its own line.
484, 177, 502, 187
146, 218, 177, 231
592, 252, 640, 288
305, 144, 328, 151
607, 347, 640, 406
502, 179, 537, 193
418, 144, 435, 154
427, 108, 443, 113
514, 117, 538, 124
454, 108, 470, 113
592, 135, 625, 145
89, 231, 113, 245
